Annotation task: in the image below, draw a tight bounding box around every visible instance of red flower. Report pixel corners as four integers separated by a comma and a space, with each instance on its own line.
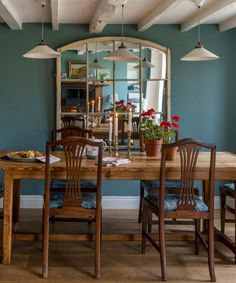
172, 115, 180, 122
118, 99, 125, 105
172, 122, 179, 129
122, 105, 127, 111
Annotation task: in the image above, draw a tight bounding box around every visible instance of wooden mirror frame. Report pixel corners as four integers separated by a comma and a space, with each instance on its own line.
56, 36, 171, 146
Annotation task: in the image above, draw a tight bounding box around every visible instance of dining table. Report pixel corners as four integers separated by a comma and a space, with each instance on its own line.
1, 150, 236, 265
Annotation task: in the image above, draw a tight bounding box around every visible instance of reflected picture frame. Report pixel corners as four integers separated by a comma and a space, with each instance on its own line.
69, 61, 87, 79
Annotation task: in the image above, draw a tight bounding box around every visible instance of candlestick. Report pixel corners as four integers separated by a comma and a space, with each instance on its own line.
114, 112, 118, 137
87, 102, 90, 113
92, 100, 95, 113
98, 97, 101, 112
109, 116, 113, 142
128, 108, 132, 132
114, 135, 119, 157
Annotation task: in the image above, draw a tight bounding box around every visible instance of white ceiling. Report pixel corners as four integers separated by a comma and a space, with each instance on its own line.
0, 0, 236, 32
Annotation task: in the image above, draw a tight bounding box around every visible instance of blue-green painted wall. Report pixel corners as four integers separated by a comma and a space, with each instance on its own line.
0, 23, 235, 195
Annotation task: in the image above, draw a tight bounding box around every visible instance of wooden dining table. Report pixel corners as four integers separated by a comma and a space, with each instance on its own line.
1, 150, 236, 265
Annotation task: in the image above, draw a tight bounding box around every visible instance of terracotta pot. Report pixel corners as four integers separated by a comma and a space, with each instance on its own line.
166, 146, 178, 161
144, 139, 162, 158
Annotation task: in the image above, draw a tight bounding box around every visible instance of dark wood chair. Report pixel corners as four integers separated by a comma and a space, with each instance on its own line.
220, 182, 236, 262
0, 183, 3, 219
138, 130, 181, 223
42, 137, 103, 279
61, 115, 85, 129
142, 138, 216, 281
50, 126, 93, 223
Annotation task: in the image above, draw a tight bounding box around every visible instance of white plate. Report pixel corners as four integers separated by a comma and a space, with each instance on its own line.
6, 151, 41, 162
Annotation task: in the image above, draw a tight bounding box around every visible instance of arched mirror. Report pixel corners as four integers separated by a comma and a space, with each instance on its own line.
56, 37, 171, 150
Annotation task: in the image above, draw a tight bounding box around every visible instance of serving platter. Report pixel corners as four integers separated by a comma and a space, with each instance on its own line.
6, 151, 42, 162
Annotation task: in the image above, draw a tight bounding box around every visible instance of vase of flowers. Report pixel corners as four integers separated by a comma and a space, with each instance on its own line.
160, 115, 180, 160
140, 108, 164, 157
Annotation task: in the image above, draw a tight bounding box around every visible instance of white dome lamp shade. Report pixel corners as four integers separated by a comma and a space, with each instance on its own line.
103, 4, 140, 62
180, 1, 219, 62
23, 0, 60, 59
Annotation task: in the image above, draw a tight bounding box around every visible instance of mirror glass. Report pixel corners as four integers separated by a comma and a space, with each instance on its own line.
57, 37, 170, 150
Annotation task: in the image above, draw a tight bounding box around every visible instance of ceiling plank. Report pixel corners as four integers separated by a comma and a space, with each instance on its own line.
219, 15, 236, 31
51, 0, 59, 30
137, 0, 183, 32
0, 0, 22, 29
89, 0, 128, 33
181, 0, 236, 32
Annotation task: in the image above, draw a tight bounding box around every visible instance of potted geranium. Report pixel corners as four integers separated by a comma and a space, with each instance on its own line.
114, 99, 136, 119
140, 108, 180, 158
140, 108, 164, 157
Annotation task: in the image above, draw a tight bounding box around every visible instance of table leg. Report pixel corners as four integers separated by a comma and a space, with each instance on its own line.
2, 170, 13, 264
13, 179, 20, 231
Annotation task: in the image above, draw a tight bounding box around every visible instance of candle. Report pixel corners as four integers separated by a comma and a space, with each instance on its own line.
114, 112, 118, 137
128, 108, 132, 132
92, 100, 95, 113
87, 102, 90, 113
109, 116, 113, 142
98, 97, 101, 112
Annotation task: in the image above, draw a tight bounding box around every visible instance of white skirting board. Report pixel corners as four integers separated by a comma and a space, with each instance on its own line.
0, 196, 230, 209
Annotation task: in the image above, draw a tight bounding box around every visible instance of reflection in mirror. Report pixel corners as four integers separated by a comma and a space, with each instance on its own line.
57, 37, 170, 151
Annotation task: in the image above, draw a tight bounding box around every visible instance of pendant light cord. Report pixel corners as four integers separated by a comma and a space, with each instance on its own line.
121, 4, 124, 44
197, 5, 201, 44
41, 4, 45, 42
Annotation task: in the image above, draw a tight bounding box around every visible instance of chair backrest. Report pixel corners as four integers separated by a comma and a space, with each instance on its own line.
52, 126, 93, 150
45, 137, 103, 207
160, 138, 216, 211
61, 115, 85, 129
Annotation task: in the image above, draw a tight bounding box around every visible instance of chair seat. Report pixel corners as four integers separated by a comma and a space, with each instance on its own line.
145, 194, 208, 212
141, 180, 181, 194
222, 183, 235, 192
50, 191, 96, 209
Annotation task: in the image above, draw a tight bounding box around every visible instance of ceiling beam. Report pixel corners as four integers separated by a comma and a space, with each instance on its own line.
0, 0, 22, 29
219, 15, 236, 31
50, 0, 59, 30
89, 0, 128, 33
137, 0, 183, 32
181, 0, 236, 32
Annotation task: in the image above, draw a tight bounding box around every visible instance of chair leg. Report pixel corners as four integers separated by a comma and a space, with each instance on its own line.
95, 209, 101, 279
138, 184, 144, 223
42, 207, 49, 279
208, 216, 216, 282
148, 210, 153, 233
220, 189, 226, 233
159, 216, 167, 281
142, 204, 147, 254
195, 219, 200, 255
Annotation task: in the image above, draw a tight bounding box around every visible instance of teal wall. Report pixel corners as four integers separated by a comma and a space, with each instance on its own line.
0, 23, 235, 195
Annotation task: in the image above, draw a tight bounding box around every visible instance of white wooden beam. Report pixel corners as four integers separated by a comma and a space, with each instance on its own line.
181, 0, 236, 32
50, 0, 59, 30
219, 15, 236, 31
137, 0, 183, 32
0, 0, 22, 29
89, 0, 128, 33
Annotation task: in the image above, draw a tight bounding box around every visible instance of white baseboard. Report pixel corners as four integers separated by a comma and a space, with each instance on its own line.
0, 195, 230, 210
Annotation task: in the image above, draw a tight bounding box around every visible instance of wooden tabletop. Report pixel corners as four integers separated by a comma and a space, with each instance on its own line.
0, 151, 236, 181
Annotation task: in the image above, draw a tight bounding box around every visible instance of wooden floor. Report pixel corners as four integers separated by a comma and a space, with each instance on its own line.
0, 209, 235, 283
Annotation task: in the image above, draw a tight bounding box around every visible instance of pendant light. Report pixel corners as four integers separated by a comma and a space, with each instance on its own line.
180, 1, 219, 61
23, 0, 60, 59
103, 4, 140, 62
89, 42, 105, 69
134, 57, 155, 69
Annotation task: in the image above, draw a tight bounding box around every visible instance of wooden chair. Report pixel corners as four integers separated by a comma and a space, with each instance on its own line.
142, 138, 216, 281
0, 183, 3, 219
42, 137, 103, 279
61, 115, 85, 129
220, 182, 236, 262
138, 130, 181, 223
50, 126, 94, 223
